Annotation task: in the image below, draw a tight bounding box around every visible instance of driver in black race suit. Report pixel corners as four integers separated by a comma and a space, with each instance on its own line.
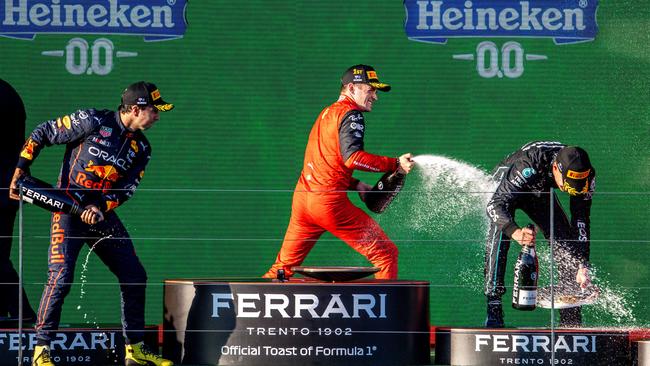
9, 81, 174, 366
484, 141, 595, 328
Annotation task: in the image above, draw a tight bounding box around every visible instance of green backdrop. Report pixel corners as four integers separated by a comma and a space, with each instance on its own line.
2, 1, 649, 330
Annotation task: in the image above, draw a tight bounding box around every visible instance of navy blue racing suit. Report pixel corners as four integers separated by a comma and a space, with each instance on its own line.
484, 141, 595, 324
17, 108, 151, 345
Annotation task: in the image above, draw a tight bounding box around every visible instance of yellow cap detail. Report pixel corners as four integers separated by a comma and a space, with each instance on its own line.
154, 103, 174, 112
369, 82, 390, 91
563, 179, 589, 196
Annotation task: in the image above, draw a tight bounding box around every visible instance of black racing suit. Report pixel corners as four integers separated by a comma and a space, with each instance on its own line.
484, 141, 595, 324
16, 108, 151, 345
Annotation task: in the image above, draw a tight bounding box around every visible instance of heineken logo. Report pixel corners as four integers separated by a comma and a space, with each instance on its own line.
1, 0, 188, 41
404, 0, 598, 45
0, 0, 188, 75
403, 0, 599, 79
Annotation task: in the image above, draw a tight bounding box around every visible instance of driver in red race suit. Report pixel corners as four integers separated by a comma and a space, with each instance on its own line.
264, 65, 414, 280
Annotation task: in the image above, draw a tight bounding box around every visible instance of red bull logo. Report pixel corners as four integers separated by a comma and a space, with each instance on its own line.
75, 172, 112, 191
50, 213, 65, 264
130, 140, 139, 153
84, 161, 121, 182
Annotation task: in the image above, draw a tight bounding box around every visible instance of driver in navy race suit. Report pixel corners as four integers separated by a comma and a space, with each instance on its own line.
9, 81, 174, 366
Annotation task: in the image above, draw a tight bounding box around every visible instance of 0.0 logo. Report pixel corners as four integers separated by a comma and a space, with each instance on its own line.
42, 38, 138, 76
454, 41, 547, 79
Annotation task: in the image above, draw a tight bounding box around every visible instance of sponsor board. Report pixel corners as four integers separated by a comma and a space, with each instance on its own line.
0, 0, 188, 75
0, 326, 158, 365
434, 327, 631, 365
404, 0, 599, 79
163, 279, 430, 366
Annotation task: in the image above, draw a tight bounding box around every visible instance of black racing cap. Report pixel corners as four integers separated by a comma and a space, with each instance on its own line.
341, 65, 391, 92
121, 81, 174, 112
555, 146, 593, 195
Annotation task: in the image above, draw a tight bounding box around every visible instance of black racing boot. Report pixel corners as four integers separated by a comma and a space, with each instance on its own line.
485, 297, 505, 328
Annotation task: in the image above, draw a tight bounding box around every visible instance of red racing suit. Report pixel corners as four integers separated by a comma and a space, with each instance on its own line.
264, 95, 399, 279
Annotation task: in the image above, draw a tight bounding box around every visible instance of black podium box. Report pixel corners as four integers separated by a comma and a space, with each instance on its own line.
163, 278, 430, 365
434, 327, 632, 366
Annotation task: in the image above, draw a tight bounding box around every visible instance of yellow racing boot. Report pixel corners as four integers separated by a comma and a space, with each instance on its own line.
32, 345, 56, 366
125, 342, 173, 366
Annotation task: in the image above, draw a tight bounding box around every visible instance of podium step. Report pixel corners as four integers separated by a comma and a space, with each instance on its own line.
0, 325, 158, 366
434, 327, 634, 366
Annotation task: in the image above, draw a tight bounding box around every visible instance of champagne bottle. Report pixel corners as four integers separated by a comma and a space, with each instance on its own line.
364, 170, 406, 214
17, 175, 83, 216
512, 224, 539, 311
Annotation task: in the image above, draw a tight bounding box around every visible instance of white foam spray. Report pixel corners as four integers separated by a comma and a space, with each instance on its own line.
538, 249, 638, 325
585, 267, 638, 325
378, 155, 496, 291
405, 154, 497, 235
385, 154, 639, 326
